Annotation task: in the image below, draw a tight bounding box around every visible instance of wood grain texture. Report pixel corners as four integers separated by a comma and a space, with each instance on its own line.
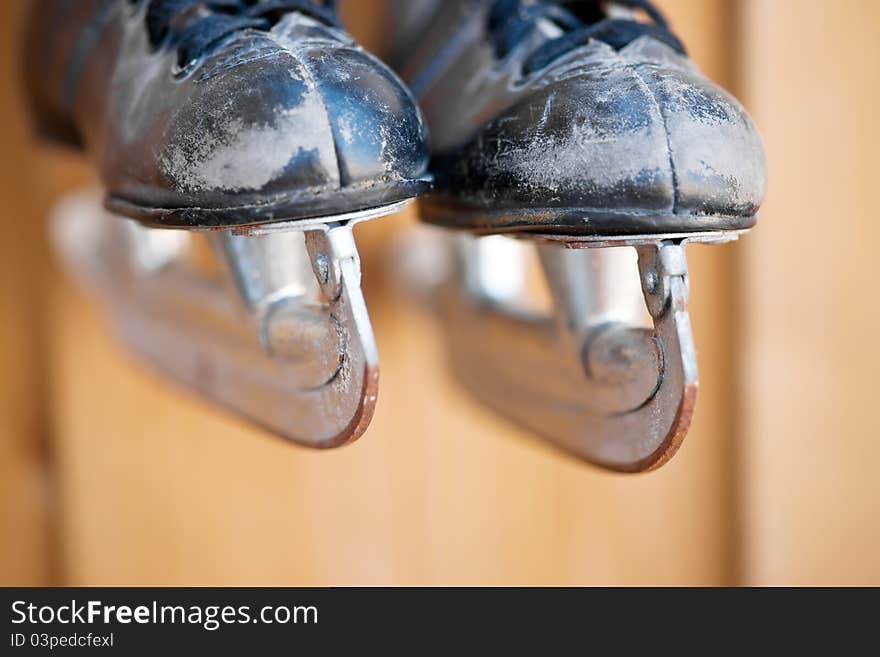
44, 0, 740, 586
738, 0, 880, 585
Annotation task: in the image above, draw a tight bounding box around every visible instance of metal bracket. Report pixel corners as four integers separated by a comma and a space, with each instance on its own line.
422, 230, 739, 472
52, 190, 394, 448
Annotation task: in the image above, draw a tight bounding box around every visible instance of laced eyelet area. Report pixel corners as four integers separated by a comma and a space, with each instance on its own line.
488, 0, 686, 75
135, 0, 340, 68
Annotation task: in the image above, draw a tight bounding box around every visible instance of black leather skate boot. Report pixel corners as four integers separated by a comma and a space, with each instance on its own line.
391, 0, 767, 236
23, 0, 431, 228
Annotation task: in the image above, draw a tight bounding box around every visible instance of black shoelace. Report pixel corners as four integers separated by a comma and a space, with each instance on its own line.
139, 0, 340, 67
488, 0, 685, 74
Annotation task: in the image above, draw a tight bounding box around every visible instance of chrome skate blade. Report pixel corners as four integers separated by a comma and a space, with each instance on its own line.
411, 229, 707, 472
52, 189, 381, 449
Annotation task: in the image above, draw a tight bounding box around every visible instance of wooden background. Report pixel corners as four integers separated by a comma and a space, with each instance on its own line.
1, 0, 877, 586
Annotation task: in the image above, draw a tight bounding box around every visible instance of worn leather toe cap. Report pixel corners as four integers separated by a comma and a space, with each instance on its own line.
104, 15, 430, 226
432, 40, 766, 231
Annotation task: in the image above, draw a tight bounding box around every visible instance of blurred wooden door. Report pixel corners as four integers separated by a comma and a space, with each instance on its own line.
3, 0, 879, 586
738, 0, 880, 585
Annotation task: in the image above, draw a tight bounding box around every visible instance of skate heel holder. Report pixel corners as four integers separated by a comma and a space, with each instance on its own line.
51, 189, 407, 448
434, 230, 742, 472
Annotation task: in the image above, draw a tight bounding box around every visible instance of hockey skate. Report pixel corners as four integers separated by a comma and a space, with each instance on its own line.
26, 0, 430, 447
393, 0, 767, 470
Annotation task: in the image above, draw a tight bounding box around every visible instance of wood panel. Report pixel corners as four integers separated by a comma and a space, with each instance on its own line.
0, 0, 53, 586
738, 0, 880, 585
40, 0, 740, 585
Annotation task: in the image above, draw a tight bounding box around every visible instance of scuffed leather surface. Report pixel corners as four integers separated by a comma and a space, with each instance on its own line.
393, 0, 767, 234
24, 0, 431, 227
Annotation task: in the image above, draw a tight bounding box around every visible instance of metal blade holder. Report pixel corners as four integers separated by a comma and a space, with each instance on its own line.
437, 230, 740, 472
51, 190, 406, 448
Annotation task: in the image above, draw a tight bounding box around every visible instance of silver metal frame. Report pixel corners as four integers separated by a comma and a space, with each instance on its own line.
53, 188, 742, 471
52, 190, 403, 448
425, 229, 743, 472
